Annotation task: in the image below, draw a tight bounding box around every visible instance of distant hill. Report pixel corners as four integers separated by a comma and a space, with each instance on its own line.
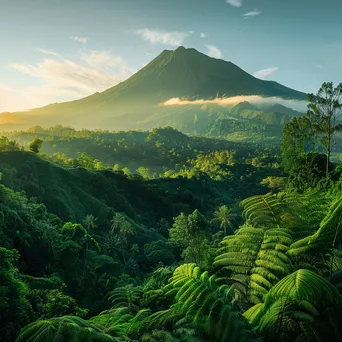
230, 102, 292, 126
100, 100, 300, 142
256, 103, 304, 117
0, 46, 306, 130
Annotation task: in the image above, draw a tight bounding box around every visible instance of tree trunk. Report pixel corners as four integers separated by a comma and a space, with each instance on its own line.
326, 116, 332, 178
326, 145, 331, 178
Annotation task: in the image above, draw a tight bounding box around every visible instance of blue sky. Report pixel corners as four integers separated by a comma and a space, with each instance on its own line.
1, 0, 341, 111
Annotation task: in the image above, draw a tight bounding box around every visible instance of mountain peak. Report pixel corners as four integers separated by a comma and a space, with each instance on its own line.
160, 46, 202, 61
173, 46, 199, 53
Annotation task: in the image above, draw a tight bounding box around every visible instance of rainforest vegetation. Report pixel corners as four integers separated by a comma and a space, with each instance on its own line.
1, 82, 342, 342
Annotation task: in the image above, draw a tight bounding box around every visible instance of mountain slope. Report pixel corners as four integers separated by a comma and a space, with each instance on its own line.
0, 46, 306, 130
96, 46, 306, 104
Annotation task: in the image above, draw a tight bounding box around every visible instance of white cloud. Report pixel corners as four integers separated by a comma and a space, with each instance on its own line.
243, 9, 262, 18
135, 28, 191, 46
200, 32, 206, 38
71, 36, 89, 44
226, 0, 242, 7
205, 45, 223, 59
37, 48, 61, 58
253, 67, 279, 80
2, 50, 133, 112
163, 96, 307, 112
80, 51, 131, 73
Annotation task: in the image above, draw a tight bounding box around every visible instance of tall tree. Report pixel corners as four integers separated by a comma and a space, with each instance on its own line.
169, 210, 212, 267
28, 138, 43, 153
307, 82, 342, 177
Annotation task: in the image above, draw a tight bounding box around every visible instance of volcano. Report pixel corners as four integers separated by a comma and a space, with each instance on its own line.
0, 46, 306, 130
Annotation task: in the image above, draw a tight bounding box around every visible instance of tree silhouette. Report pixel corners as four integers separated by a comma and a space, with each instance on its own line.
29, 138, 43, 153
307, 82, 342, 177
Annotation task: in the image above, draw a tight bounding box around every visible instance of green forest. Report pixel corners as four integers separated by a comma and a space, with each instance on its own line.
1, 82, 342, 342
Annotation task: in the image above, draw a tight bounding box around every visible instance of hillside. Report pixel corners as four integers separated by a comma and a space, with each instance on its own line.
0, 134, 282, 224
0, 47, 306, 130
0, 151, 211, 225
1, 150, 260, 227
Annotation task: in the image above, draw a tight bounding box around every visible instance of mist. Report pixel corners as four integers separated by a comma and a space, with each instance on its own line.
163, 96, 308, 112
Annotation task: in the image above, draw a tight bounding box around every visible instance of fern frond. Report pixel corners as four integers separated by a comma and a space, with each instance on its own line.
89, 307, 133, 336
16, 316, 117, 342
245, 269, 342, 341
241, 191, 329, 235
240, 193, 284, 227
109, 285, 142, 314
215, 226, 293, 304
168, 263, 256, 342
288, 197, 342, 256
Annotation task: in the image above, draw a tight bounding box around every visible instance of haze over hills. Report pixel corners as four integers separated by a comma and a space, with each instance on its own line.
0, 46, 307, 131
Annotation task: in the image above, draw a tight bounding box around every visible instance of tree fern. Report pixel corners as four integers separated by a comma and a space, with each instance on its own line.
244, 269, 342, 341
125, 309, 152, 337
288, 196, 342, 256
240, 193, 284, 227
89, 307, 133, 337
144, 266, 175, 291
167, 263, 256, 342
282, 191, 328, 230
214, 226, 293, 304
109, 285, 143, 314
16, 316, 117, 342
240, 192, 328, 236
137, 303, 229, 341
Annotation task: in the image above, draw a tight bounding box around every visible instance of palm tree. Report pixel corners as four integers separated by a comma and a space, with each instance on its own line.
110, 213, 126, 232
101, 232, 124, 258
106, 213, 134, 264
155, 218, 170, 236
110, 213, 134, 241
124, 258, 139, 276
84, 214, 98, 231
214, 205, 235, 235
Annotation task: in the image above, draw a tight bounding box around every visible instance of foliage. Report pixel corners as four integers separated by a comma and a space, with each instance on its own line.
214, 205, 236, 234
282, 82, 342, 184
15, 316, 117, 342
1, 84, 342, 342
0, 248, 33, 341
29, 138, 43, 153
167, 263, 256, 342
306, 82, 342, 177
0, 136, 22, 152
169, 210, 215, 268
245, 269, 342, 341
